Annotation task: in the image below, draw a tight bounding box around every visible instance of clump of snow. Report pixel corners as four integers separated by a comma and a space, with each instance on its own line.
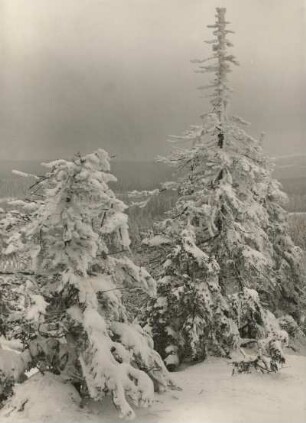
110, 321, 173, 392
11, 170, 38, 179
142, 235, 171, 247
0, 373, 88, 423
181, 225, 209, 266
0, 337, 23, 352
26, 295, 48, 322
0, 350, 27, 382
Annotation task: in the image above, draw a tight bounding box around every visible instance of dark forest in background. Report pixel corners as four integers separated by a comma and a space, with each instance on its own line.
1, 157, 305, 249
1, 156, 305, 210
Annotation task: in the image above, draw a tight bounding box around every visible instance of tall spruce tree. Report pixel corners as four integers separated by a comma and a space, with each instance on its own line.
143, 7, 304, 368
5, 149, 171, 419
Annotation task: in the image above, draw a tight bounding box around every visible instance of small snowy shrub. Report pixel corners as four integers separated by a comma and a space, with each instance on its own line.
144, 224, 240, 370
230, 288, 288, 372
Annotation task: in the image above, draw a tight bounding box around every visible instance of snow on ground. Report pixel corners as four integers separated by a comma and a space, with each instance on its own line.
1, 355, 305, 423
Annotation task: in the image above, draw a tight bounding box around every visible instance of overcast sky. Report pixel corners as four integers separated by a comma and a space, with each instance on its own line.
0, 0, 305, 161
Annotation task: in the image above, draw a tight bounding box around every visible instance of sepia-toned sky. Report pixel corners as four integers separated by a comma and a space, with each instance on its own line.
0, 0, 305, 161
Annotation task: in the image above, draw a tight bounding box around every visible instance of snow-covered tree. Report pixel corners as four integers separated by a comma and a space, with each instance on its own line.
8, 149, 171, 419
167, 7, 304, 317
143, 7, 304, 368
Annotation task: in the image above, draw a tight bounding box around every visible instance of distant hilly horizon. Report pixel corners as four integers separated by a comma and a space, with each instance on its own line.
0, 154, 305, 195
0, 159, 173, 192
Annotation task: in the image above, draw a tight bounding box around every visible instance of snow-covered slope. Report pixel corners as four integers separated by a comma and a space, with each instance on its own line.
1, 355, 305, 423
149, 355, 306, 423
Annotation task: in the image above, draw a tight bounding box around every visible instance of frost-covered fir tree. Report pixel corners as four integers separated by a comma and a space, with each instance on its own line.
10, 149, 171, 419
143, 7, 304, 368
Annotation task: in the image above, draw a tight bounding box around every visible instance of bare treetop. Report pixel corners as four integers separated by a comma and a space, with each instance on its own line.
193, 7, 239, 122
